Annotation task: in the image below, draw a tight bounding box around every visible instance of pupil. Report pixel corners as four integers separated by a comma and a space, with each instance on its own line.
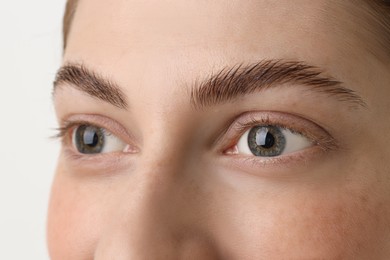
255, 127, 275, 149
262, 132, 275, 149
83, 130, 99, 147
248, 125, 285, 157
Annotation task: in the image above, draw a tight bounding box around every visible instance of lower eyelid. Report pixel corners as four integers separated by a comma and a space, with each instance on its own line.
61, 145, 136, 175
219, 143, 330, 178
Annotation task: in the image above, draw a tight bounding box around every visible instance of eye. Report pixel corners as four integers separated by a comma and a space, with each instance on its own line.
72, 124, 128, 154
236, 125, 312, 157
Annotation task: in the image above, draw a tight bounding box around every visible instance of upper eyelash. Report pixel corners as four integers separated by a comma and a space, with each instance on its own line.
233, 115, 300, 137
228, 114, 338, 152
53, 113, 338, 155
233, 116, 260, 133
52, 122, 74, 140
52, 120, 78, 140
52, 121, 109, 141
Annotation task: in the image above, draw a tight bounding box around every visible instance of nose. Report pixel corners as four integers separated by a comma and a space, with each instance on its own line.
93, 147, 221, 259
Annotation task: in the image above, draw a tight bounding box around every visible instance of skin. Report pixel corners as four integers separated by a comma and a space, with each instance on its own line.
48, 0, 390, 259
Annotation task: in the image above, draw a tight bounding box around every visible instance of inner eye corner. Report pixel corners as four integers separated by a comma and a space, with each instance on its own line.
222, 144, 239, 155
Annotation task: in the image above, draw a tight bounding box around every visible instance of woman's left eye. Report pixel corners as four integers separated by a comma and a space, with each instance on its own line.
72, 124, 128, 154
235, 125, 312, 157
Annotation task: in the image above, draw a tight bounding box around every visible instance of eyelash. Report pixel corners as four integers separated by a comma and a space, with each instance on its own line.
54, 112, 337, 166
53, 115, 134, 154
220, 112, 337, 154
55, 121, 96, 142
55, 122, 79, 139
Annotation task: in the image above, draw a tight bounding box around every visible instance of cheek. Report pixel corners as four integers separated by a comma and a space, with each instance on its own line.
275, 193, 384, 256
46, 161, 390, 258
221, 183, 390, 258
47, 168, 103, 259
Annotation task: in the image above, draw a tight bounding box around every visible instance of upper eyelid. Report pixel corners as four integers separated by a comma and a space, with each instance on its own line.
55, 114, 137, 145
55, 121, 110, 139
55, 112, 337, 156
217, 111, 338, 153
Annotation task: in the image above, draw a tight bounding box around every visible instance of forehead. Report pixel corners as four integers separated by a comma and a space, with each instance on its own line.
63, 0, 378, 93
67, 0, 339, 52
66, 0, 373, 57
69, 0, 331, 37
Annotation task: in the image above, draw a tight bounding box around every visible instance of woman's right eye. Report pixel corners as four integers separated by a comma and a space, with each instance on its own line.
72, 124, 129, 154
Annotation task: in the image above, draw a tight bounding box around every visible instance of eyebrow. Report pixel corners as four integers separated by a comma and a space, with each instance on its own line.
53, 63, 128, 109
190, 60, 366, 109
53, 60, 366, 111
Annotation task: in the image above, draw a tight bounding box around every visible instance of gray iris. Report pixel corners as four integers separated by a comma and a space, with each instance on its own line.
248, 126, 286, 157
75, 125, 105, 154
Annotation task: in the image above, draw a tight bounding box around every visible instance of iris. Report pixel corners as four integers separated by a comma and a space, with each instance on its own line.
247, 126, 286, 157
74, 125, 105, 154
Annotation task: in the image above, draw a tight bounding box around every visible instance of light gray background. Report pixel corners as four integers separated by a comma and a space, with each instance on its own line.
0, 1, 64, 259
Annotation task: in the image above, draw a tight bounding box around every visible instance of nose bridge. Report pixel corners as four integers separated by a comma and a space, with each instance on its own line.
94, 136, 220, 259
94, 168, 220, 259
135, 114, 197, 183
94, 162, 184, 258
